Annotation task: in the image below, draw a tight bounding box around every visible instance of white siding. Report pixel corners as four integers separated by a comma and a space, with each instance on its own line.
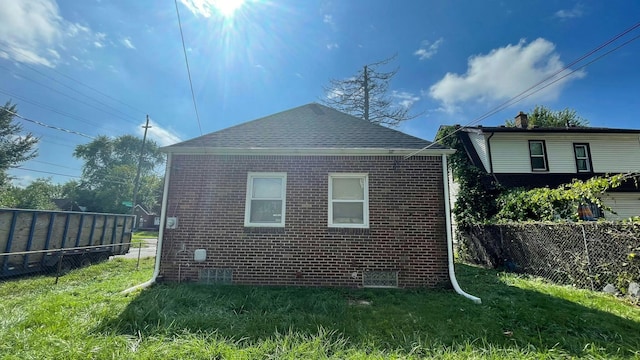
601, 192, 640, 220
490, 137, 531, 173
468, 132, 490, 171
590, 138, 640, 172
489, 133, 640, 174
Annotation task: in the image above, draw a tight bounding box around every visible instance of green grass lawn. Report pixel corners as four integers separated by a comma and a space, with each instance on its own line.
131, 230, 158, 247
1, 259, 639, 359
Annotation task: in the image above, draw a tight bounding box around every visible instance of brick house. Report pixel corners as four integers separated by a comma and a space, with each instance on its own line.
156, 103, 459, 288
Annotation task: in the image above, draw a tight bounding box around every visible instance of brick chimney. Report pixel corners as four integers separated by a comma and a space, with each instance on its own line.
514, 111, 528, 129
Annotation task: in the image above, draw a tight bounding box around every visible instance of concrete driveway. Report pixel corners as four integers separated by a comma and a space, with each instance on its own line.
118, 238, 157, 259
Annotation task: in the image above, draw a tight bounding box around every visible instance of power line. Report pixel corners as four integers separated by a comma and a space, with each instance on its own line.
12, 167, 80, 179
405, 21, 640, 159
3, 107, 95, 139
0, 63, 139, 125
12, 167, 128, 185
174, 0, 204, 135
0, 64, 140, 125
0, 88, 123, 134
0, 44, 148, 116
31, 160, 81, 172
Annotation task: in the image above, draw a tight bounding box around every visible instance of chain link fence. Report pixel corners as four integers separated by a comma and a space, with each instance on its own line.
0, 241, 149, 284
458, 222, 640, 292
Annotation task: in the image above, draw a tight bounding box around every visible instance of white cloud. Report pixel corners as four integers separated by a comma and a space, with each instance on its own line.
0, 0, 95, 67
11, 174, 36, 188
93, 32, 106, 48
554, 4, 583, 19
429, 38, 585, 113
140, 121, 182, 147
414, 38, 443, 60
179, 0, 213, 17
121, 37, 136, 49
392, 91, 420, 109
179, 0, 247, 18
326, 43, 339, 50
323, 14, 333, 25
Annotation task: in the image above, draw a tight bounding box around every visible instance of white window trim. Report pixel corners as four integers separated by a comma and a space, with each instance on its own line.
529, 140, 548, 171
244, 172, 287, 227
328, 173, 369, 228
574, 144, 591, 172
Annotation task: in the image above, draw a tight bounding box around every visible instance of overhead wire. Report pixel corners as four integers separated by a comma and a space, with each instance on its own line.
405, 21, 640, 159
0, 64, 140, 125
174, 0, 204, 135
3, 107, 95, 139
0, 44, 148, 116
0, 63, 139, 125
0, 88, 125, 135
31, 160, 81, 172
12, 167, 129, 185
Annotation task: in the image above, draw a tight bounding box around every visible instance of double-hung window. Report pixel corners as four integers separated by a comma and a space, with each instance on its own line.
573, 143, 592, 173
328, 173, 369, 228
528, 140, 548, 171
244, 173, 286, 227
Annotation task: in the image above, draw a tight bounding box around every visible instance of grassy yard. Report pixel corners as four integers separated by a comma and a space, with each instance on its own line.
131, 230, 158, 247
1, 259, 639, 359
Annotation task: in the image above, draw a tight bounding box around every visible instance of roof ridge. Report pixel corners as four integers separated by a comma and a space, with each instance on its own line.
164, 103, 448, 151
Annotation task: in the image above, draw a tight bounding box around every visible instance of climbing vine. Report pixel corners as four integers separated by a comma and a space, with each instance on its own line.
436, 126, 500, 227
494, 173, 640, 222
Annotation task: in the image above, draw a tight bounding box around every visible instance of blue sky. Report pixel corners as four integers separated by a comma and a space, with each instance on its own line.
1, 0, 639, 185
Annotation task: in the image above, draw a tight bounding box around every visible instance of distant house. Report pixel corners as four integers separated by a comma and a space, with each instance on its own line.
133, 204, 159, 230
51, 199, 85, 212
448, 112, 640, 220
156, 103, 456, 288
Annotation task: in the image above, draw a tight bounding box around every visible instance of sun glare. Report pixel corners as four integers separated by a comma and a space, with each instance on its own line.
211, 0, 246, 17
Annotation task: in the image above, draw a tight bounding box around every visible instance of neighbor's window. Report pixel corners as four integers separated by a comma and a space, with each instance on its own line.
244, 173, 286, 227
528, 140, 548, 171
328, 173, 369, 228
573, 143, 592, 173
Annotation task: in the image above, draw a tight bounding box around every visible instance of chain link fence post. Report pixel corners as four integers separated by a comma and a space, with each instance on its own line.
581, 224, 595, 291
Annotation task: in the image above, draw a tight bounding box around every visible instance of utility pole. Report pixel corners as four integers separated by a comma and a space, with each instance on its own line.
131, 115, 151, 228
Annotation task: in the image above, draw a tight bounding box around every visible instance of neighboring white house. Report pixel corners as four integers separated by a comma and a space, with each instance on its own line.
446, 112, 640, 220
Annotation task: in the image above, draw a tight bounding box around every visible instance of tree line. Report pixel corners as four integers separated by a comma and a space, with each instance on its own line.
0, 101, 164, 214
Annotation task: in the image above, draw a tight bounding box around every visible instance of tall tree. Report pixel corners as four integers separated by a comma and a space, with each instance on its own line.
321, 55, 418, 127
13, 178, 61, 210
506, 105, 589, 128
73, 135, 165, 213
0, 101, 38, 185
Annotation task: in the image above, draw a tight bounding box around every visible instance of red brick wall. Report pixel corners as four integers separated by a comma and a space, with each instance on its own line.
159, 154, 450, 288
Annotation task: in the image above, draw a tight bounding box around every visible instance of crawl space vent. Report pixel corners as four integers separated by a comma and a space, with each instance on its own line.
362, 271, 398, 288
199, 268, 233, 284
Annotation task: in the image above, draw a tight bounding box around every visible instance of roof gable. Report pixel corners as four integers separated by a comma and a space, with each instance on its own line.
164, 103, 447, 152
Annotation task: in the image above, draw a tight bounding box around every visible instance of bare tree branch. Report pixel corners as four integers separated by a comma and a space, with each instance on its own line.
320, 54, 420, 127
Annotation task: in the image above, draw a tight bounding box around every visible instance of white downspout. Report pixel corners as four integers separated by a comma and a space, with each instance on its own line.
442, 153, 482, 304
122, 153, 173, 295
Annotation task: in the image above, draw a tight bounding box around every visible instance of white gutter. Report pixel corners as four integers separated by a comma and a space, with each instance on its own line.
442, 153, 482, 304
122, 153, 172, 295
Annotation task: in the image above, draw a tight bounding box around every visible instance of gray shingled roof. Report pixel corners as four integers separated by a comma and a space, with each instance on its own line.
164, 103, 447, 150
